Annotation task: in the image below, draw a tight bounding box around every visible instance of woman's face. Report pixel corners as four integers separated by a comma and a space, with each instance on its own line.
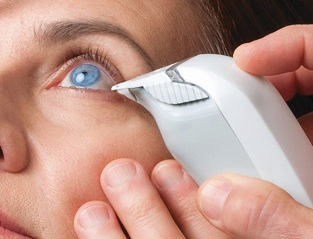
0, 0, 204, 238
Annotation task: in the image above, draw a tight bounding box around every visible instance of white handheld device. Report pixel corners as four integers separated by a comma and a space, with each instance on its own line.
112, 54, 313, 208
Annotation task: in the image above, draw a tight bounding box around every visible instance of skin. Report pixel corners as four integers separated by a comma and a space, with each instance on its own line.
0, 0, 211, 238
3, 1, 313, 238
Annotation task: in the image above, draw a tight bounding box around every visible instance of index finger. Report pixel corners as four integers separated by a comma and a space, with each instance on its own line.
234, 25, 313, 75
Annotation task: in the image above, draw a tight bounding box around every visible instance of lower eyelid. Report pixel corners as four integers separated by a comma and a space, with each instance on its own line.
47, 86, 127, 103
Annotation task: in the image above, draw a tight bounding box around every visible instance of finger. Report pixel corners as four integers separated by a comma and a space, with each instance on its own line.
74, 201, 127, 239
101, 158, 185, 239
266, 72, 297, 101
197, 174, 313, 239
151, 160, 231, 239
234, 25, 313, 75
266, 66, 313, 100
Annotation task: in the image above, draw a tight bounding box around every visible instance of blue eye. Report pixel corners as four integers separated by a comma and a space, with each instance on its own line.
59, 63, 114, 90
70, 64, 101, 87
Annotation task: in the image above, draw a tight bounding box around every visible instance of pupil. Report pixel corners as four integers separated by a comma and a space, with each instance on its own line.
70, 64, 101, 87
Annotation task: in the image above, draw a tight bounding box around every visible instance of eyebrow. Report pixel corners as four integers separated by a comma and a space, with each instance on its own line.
34, 20, 154, 68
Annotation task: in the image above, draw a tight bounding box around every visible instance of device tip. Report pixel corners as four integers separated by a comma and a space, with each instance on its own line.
111, 85, 119, 91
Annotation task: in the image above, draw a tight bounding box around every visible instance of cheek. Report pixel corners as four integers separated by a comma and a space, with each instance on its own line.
28, 110, 170, 225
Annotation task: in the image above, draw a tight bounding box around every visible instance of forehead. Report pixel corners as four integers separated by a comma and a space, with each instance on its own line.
0, 0, 200, 66
0, 0, 181, 29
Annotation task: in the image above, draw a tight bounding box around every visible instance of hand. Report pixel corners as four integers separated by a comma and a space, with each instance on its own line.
196, 25, 313, 239
73, 158, 230, 239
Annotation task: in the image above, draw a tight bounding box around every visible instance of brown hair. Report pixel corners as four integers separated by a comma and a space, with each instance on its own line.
197, 0, 313, 55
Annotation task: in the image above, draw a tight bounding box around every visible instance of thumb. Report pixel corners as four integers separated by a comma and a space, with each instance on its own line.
197, 174, 313, 239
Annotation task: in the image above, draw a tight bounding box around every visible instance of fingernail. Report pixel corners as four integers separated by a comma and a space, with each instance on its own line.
105, 162, 137, 187
78, 205, 110, 229
154, 163, 186, 189
200, 179, 233, 220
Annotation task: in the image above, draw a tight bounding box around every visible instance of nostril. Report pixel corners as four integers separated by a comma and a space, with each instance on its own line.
0, 127, 29, 172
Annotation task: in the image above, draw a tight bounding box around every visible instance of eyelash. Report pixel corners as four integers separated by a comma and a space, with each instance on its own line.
58, 45, 121, 83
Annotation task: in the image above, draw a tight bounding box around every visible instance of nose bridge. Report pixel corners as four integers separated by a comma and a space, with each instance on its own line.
0, 30, 40, 112
0, 69, 25, 120
0, 4, 41, 95
0, 44, 26, 107
0, 22, 34, 114
0, 10, 36, 80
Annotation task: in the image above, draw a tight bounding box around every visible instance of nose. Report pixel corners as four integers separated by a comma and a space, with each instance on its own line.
0, 35, 32, 173
0, 123, 29, 173
0, 70, 30, 173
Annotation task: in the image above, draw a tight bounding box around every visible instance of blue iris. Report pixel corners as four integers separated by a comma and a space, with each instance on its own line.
70, 64, 101, 87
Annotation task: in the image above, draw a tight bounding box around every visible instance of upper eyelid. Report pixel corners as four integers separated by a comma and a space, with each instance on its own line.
65, 50, 120, 82
34, 20, 155, 69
